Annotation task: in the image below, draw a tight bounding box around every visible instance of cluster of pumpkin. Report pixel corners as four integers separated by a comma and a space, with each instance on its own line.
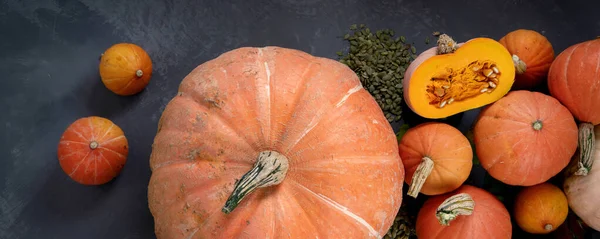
400, 29, 600, 238
55, 29, 600, 238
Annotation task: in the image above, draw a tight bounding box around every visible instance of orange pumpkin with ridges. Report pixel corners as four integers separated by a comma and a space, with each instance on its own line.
57, 116, 128, 185
147, 46, 404, 238
99, 43, 153, 96
499, 29, 554, 89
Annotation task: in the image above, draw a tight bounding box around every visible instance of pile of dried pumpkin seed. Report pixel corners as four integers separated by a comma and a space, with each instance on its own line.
337, 24, 417, 123
383, 201, 417, 239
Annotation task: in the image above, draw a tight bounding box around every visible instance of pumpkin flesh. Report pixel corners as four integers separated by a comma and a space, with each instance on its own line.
148, 47, 404, 238
404, 37, 515, 119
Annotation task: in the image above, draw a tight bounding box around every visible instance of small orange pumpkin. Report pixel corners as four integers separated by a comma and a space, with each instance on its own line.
416, 185, 512, 239
398, 122, 472, 198
514, 182, 569, 234
473, 90, 578, 186
57, 116, 129, 185
99, 43, 153, 96
498, 29, 554, 89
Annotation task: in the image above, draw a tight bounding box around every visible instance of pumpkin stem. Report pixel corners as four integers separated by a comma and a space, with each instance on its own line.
436, 34, 458, 55
89, 141, 99, 149
435, 193, 475, 226
512, 54, 527, 74
407, 156, 434, 198
136, 69, 144, 77
221, 151, 289, 214
575, 122, 595, 176
544, 224, 553, 231
532, 120, 543, 131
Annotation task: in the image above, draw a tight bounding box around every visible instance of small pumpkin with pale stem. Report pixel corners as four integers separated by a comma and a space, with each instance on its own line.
398, 122, 472, 198
147, 46, 405, 238
514, 182, 569, 234
57, 116, 129, 185
416, 185, 512, 239
498, 29, 555, 89
473, 90, 578, 186
99, 43, 153, 96
548, 38, 600, 177
403, 34, 515, 119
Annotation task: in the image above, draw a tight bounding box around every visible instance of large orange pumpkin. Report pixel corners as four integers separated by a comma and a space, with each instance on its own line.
415, 185, 512, 239
398, 122, 472, 198
473, 90, 578, 186
548, 38, 600, 176
498, 29, 554, 89
57, 116, 129, 185
147, 47, 404, 238
99, 43, 153, 96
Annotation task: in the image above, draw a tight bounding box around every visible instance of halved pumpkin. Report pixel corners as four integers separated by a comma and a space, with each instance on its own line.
404, 35, 516, 119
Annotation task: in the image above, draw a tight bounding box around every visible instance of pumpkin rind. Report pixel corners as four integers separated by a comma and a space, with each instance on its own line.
147, 47, 404, 238
416, 185, 512, 239
404, 37, 515, 119
563, 125, 600, 231
498, 29, 554, 89
514, 182, 568, 234
57, 116, 129, 185
399, 122, 472, 197
99, 43, 153, 96
473, 90, 578, 186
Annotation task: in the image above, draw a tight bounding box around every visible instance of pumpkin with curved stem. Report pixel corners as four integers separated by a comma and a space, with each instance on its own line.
563, 124, 600, 231
398, 122, 472, 198
514, 182, 568, 234
548, 39, 600, 176
415, 185, 512, 239
57, 116, 129, 185
473, 90, 578, 186
147, 46, 404, 238
99, 43, 153, 96
403, 34, 515, 119
498, 29, 554, 89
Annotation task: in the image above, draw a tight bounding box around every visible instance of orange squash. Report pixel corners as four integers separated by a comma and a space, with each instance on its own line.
498, 29, 555, 89
147, 46, 404, 238
398, 122, 472, 198
514, 182, 568, 234
473, 90, 578, 186
548, 39, 600, 176
416, 185, 512, 239
403, 34, 515, 119
57, 116, 129, 185
99, 43, 153, 96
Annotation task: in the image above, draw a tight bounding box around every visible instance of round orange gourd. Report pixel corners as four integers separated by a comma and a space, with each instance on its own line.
398, 122, 472, 198
548, 39, 600, 177
57, 116, 129, 185
403, 34, 515, 119
416, 185, 512, 239
563, 124, 600, 231
498, 29, 555, 89
514, 182, 568, 234
99, 43, 153, 96
147, 47, 404, 238
473, 90, 578, 186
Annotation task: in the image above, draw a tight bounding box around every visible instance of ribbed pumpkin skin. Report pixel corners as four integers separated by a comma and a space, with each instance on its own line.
416, 185, 512, 239
498, 29, 554, 89
473, 90, 578, 186
548, 39, 600, 124
147, 47, 404, 238
399, 122, 472, 196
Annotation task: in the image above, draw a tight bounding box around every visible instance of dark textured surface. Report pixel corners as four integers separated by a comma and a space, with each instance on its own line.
1, 0, 599, 238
